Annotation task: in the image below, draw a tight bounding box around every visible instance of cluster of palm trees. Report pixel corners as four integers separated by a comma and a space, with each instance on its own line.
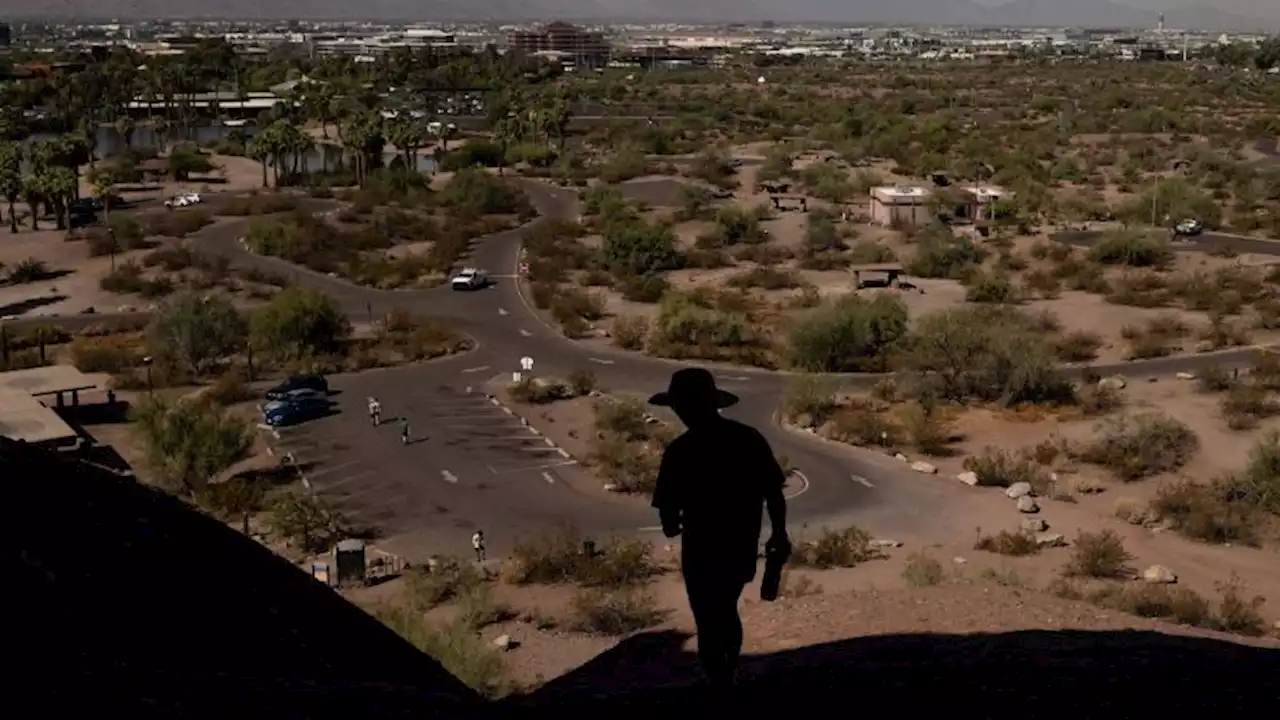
0, 136, 85, 233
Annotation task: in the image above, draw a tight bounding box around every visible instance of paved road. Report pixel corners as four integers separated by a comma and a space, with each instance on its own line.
13, 172, 1280, 558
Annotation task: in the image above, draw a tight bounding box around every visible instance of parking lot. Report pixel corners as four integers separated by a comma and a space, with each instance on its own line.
256, 380, 640, 560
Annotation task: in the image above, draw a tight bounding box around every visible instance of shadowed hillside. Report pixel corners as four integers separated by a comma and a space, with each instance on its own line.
2, 437, 481, 719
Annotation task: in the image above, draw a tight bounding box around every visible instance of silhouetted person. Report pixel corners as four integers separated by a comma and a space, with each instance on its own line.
650, 368, 790, 692
472, 530, 486, 563
400, 418, 410, 445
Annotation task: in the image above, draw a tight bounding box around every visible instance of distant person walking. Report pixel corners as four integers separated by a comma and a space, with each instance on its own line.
650, 368, 790, 693
368, 397, 382, 426
400, 418, 410, 445
472, 530, 486, 564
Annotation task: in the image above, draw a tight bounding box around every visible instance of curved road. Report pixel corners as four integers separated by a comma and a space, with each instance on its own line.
11, 176, 1280, 556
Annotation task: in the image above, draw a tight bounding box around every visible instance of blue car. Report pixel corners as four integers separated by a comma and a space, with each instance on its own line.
263, 395, 333, 427
262, 389, 327, 414
265, 374, 329, 401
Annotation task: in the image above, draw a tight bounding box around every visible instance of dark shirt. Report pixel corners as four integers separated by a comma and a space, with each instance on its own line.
652, 417, 785, 584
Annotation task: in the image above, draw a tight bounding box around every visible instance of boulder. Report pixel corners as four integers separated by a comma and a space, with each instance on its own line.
794, 413, 814, 429
893, 452, 909, 462
871, 539, 903, 549
1098, 376, 1126, 391
1021, 518, 1048, 533
956, 471, 979, 486
1005, 482, 1034, 499
1035, 532, 1066, 548
1016, 495, 1040, 513
494, 634, 513, 651
602, 483, 620, 492
910, 460, 938, 474
1142, 564, 1177, 584
1175, 372, 1195, 380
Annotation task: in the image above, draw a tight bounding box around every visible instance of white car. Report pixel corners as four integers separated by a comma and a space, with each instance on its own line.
164, 192, 202, 208
1174, 219, 1203, 236
450, 268, 488, 291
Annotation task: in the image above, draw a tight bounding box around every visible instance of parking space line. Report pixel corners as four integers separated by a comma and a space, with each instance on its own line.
487, 459, 579, 475
313, 470, 376, 489
519, 445, 564, 453
441, 470, 459, 484
541, 472, 555, 484
306, 460, 361, 481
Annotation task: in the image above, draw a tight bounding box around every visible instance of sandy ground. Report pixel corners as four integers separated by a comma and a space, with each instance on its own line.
78, 153, 269, 200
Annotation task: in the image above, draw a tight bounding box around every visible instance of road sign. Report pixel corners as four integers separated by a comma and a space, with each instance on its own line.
520, 356, 534, 372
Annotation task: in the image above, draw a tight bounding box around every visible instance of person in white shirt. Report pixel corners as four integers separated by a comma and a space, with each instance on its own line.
472, 530, 486, 563
368, 397, 382, 426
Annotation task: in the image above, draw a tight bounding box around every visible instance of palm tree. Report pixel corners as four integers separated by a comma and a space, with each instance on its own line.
22, 173, 44, 232
0, 142, 21, 233
114, 116, 136, 152
246, 133, 272, 188
42, 166, 78, 230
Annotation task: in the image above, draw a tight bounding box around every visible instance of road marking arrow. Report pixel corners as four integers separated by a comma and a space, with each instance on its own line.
850, 474, 875, 488
519, 329, 532, 337
441, 470, 459, 484
460, 365, 490, 374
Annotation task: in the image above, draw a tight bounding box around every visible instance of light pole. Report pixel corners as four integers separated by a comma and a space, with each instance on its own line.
142, 355, 154, 396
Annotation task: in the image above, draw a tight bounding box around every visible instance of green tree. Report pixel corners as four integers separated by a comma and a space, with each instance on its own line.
131, 396, 254, 497
599, 221, 682, 277
266, 487, 347, 553
0, 142, 21, 233
148, 293, 248, 377
250, 287, 350, 360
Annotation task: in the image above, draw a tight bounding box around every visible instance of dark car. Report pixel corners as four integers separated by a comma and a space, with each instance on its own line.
265, 374, 329, 401
263, 395, 333, 427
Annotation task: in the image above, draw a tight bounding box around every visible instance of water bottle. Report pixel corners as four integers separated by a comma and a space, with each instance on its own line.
759, 545, 786, 602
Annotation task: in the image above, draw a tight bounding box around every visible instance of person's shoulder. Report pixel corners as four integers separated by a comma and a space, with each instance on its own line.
722, 418, 769, 443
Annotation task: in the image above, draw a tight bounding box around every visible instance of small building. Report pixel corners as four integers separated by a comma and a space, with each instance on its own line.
958, 184, 1010, 222
870, 185, 932, 227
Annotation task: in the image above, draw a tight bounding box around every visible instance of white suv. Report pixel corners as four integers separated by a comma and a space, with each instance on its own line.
450, 268, 488, 291
1174, 219, 1203, 236
164, 192, 202, 208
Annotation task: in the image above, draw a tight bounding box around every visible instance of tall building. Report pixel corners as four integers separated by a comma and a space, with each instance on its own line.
508, 22, 610, 67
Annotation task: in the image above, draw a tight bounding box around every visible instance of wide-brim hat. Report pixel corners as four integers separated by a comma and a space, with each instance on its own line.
648, 368, 738, 410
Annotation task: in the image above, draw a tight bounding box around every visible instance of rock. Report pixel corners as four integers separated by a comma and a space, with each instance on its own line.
794, 413, 814, 428
953, 556, 967, 565
494, 634, 513, 651
1142, 564, 1177, 584
893, 452, 909, 462
956, 471, 979, 486
1021, 518, 1048, 532
1175, 372, 1195, 380
870, 539, 902, 549
602, 483, 619, 492
1035, 532, 1066, 548
1005, 482, 1034, 499
1098, 375, 1126, 391
1016, 495, 1040, 513
910, 460, 937, 474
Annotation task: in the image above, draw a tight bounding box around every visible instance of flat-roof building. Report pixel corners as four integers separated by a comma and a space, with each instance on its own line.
0, 365, 103, 448
870, 185, 933, 227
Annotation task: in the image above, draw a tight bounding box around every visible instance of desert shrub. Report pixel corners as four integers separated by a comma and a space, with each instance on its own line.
1107, 272, 1170, 308
617, 273, 669, 303
206, 373, 256, 405
726, 266, 802, 290
975, 530, 1041, 556
1151, 478, 1261, 545
964, 270, 1021, 304
1088, 229, 1173, 268
1196, 364, 1236, 393
898, 307, 1075, 406
899, 403, 953, 456
405, 559, 486, 609
1220, 383, 1277, 429
610, 314, 649, 350
570, 588, 664, 635
454, 585, 515, 630
783, 374, 838, 423
69, 336, 143, 373
1077, 383, 1125, 415
508, 376, 572, 404
567, 369, 598, 396
145, 208, 212, 237
791, 525, 881, 569
1064, 530, 1132, 579
506, 528, 658, 589
1211, 575, 1268, 636
373, 609, 508, 697
1053, 331, 1103, 362
1087, 583, 1211, 628
786, 293, 908, 373
1078, 413, 1197, 481
909, 229, 987, 279
648, 290, 774, 368
216, 193, 300, 216
1199, 314, 1252, 350
902, 552, 945, 587
962, 448, 1053, 493
822, 401, 902, 448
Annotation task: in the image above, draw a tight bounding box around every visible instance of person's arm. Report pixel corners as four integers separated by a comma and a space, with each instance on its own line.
759, 434, 790, 552
651, 446, 682, 537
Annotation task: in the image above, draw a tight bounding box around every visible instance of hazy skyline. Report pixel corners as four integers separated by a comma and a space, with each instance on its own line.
2, 0, 1278, 30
